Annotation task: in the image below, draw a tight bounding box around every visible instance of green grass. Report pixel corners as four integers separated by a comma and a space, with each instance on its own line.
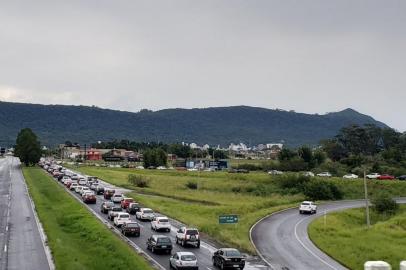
68, 165, 406, 254
23, 167, 152, 270
309, 206, 406, 269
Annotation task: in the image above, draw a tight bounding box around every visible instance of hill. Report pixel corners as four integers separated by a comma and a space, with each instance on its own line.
0, 101, 388, 147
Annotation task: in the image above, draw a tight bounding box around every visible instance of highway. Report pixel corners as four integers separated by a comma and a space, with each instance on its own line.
251, 198, 406, 270
52, 166, 269, 270
0, 157, 51, 270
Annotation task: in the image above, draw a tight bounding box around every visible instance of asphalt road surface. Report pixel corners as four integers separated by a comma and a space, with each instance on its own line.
53, 167, 270, 270
251, 198, 406, 270
0, 157, 50, 270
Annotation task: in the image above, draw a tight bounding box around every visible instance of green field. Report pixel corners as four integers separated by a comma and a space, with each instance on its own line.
23, 167, 152, 270
309, 206, 406, 269
68, 165, 406, 254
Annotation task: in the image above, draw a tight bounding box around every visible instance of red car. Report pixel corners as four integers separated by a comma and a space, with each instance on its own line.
83, 194, 97, 204
121, 198, 134, 209
377, 174, 395, 180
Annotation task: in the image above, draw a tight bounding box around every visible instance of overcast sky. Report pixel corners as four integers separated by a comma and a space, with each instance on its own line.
1, 1, 405, 131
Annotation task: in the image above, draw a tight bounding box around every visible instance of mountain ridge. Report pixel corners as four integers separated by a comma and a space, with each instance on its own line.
0, 101, 388, 147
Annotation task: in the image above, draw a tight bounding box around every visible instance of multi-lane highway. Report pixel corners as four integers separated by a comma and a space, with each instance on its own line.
53, 167, 269, 270
251, 198, 406, 270
0, 157, 51, 270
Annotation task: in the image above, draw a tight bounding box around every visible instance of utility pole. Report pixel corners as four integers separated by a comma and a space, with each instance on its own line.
364, 170, 371, 229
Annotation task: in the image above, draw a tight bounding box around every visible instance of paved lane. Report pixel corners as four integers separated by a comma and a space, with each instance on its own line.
0, 158, 11, 270
1, 157, 51, 270
251, 198, 406, 270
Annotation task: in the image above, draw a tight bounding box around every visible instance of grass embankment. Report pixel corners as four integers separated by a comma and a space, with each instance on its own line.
309, 206, 406, 269
23, 167, 152, 270
69, 165, 406, 254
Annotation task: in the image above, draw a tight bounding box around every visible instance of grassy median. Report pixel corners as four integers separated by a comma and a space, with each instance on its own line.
309, 206, 406, 269
23, 167, 152, 270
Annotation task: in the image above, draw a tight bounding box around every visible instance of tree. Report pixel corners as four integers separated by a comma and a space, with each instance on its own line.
15, 128, 42, 166
143, 148, 167, 168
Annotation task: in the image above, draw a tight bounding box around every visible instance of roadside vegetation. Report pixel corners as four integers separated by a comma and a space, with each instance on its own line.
309, 205, 406, 269
23, 166, 152, 270
70, 165, 406, 253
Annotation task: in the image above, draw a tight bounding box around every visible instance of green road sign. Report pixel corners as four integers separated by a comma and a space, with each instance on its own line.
219, 215, 238, 224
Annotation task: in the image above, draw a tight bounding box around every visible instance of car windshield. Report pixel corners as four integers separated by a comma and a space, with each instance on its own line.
144, 210, 153, 214
157, 237, 171, 243
159, 219, 169, 223
113, 207, 121, 211
126, 223, 139, 228
225, 250, 241, 257
106, 202, 114, 206
186, 230, 198, 235
120, 214, 130, 219
302, 203, 310, 206
181, 255, 197, 261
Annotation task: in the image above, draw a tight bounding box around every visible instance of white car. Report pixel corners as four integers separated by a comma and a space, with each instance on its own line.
111, 194, 124, 203
136, 166, 145, 170
157, 166, 167, 170
317, 172, 332, 177
70, 183, 79, 191
75, 186, 84, 193
136, 208, 155, 221
343, 174, 359, 179
303, 171, 315, 177
187, 168, 198, 172
366, 173, 381, 179
268, 170, 283, 175
169, 252, 198, 270
78, 179, 87, 186
114, 212, 131, 227
151, 216, 171, 232
299, 201, 317, 214
79, 187, 90, 195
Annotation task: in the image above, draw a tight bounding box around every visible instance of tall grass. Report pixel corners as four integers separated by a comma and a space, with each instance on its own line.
309, 206, 406, 269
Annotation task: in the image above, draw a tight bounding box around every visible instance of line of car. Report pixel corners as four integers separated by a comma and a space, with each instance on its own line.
39, 159, 247, 270
268, 169, 406, 180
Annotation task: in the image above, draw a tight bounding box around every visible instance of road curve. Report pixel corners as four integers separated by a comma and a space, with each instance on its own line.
251, 198, 406, 270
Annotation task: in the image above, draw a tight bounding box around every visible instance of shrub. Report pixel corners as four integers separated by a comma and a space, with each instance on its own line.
231, 186, 242, 193
372, 192, 399, 215
303, 180, 343, 200
185, 181, 198, 190
128, 174, 150, 188
233, 163, 263, 171
277, 174, 311, 193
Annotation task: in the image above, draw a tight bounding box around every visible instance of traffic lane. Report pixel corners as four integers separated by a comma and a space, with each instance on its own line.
58, 174, 267, 270
251, 199, 406, 270
7, 158, 50, 270
0, 158, 11, 270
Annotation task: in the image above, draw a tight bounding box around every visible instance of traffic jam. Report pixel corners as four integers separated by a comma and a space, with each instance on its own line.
39, 160, 265, 270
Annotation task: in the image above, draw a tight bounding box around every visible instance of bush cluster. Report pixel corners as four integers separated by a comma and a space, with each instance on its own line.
372, 192, 399, 215
276, 174, 343, 200
127, 174, 150, 188
185, 181, 198, 190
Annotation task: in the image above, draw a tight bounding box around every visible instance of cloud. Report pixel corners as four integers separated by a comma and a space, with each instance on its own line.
0, 1, 405, 131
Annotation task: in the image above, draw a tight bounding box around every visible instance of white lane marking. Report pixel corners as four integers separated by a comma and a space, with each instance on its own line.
4, 244, 7, 252
293, 206, 353, 270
